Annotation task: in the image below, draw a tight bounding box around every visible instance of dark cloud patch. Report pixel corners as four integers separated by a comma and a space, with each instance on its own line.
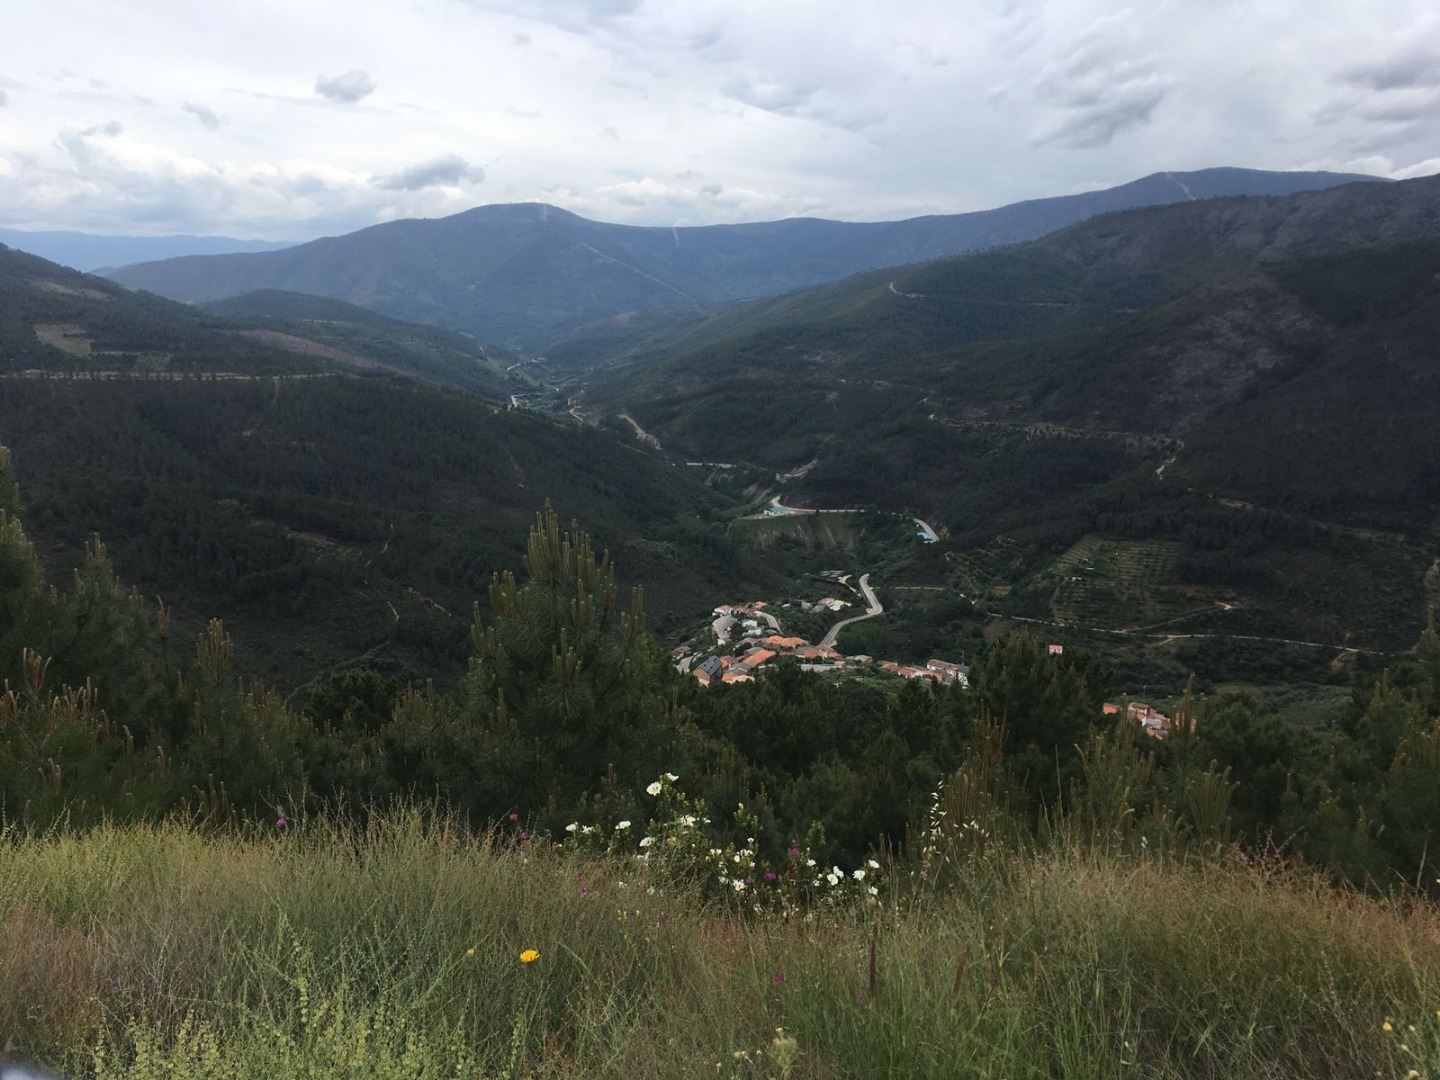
1339, 47, 1440, 91
1037, 80, 1169, 148
376, 153, 484, 190
1360, 96, 1440, 124
724, 75, 816, 115
315, 69, 376, 103
470, 0, 639, 33
183, 101, 222, 129
724, 74, 884, 132
1033, 13, 1171, 149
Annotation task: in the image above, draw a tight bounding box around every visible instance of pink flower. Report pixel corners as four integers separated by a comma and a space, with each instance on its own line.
763, 870, 778, 881
275, 815, 286, 828
507, 811, 519, 821
772, 970, 786, 984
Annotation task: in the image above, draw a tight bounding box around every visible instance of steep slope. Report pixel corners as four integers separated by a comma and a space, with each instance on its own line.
0, 247, 516, 394
0, 243, 328, 375
201, 289, 516, 397
582, 173, 1440, 400
104, 169, 1378, 349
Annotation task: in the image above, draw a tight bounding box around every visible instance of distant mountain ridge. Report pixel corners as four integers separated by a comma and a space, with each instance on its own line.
0, 245, 510, 395
0, 229, 293, 273
105, 168, 1382, 349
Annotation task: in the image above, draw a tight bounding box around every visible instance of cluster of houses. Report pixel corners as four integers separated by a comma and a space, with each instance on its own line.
675, 601, 970, 689
1102, 699, 1178, 739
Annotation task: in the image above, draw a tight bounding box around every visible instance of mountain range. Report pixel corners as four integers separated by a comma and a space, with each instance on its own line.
4, 164, 1438, 691
0, 228, 293, 273
104, 168, 1379, 350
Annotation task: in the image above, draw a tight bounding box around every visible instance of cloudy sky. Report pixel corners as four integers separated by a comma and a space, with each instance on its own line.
2, 0, 1437, 239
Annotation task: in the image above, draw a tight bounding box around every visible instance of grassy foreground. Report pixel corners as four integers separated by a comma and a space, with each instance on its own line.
1, 812, 1437, 1079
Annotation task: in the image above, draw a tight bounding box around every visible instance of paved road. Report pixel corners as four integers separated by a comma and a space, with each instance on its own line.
820, 573, 882, 649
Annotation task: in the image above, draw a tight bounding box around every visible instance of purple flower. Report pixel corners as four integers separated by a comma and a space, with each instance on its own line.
519, 829, 530, 840
507, 811, 519, 822
577, 885, 588, 895
763, 870, 778, 881
986, 970, 998, 983
275, 815, 286, 828
772, 970, 786, 984
788, 842, 800, 857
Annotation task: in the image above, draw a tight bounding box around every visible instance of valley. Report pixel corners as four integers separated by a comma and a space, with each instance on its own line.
8, 6, 1440, 1074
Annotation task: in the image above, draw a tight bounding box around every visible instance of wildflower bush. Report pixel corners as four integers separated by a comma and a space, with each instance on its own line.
557, 773, 888, 915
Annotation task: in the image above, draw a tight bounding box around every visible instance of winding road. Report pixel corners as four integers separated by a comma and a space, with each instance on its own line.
820, 573, 882, 649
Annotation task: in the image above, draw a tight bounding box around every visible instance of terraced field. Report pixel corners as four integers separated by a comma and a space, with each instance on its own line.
953, 536, 1029, 597
1047, 537, 1216, 630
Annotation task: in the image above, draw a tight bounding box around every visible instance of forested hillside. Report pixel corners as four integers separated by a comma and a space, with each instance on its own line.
0, 245, 517, 395
0, 377, 764, 689
575, 179, 1440, 658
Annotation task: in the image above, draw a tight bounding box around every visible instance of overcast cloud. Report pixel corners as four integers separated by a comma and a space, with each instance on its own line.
0, 0, 1436, 239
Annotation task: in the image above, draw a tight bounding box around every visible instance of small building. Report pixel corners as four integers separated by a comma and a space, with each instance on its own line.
738, 648, 776, 672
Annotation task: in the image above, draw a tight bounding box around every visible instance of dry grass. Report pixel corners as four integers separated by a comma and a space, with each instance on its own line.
1, 814, 1436, 1079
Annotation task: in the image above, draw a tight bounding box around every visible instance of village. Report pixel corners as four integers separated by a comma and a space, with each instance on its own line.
670, 580, 1181, 739
670, 566, 974, 689
672, 596, 972, 687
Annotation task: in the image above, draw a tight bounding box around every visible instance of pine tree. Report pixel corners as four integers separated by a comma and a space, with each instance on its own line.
433, 504, 690, 829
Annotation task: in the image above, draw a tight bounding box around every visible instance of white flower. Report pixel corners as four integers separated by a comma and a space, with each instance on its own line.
646, 781, 662, 797
867, 859, 880, 870
616, 820, 631, 830
826, 872, 840, 886
709, 848, 722, 857
868, 885, 879, 896
581, 825, 594, 835
639, 836, 655, 847
806, 858, 817, 868
732, 878, 746, 892
664, 772, 679, 782
681, 814, 697, 827
853, 868, 866, 881
565, 822, 578, 833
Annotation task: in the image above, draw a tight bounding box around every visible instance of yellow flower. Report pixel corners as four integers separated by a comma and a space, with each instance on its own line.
519, 948, 540, 964
1382, 1020, 1393, 1032
465, 947, 475, 957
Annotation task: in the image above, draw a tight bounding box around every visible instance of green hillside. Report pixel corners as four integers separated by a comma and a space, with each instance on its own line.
201, 289, 517, 398
0, 247, 516, 395
0, 375, 771, 689
573, 183, 1440, 661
